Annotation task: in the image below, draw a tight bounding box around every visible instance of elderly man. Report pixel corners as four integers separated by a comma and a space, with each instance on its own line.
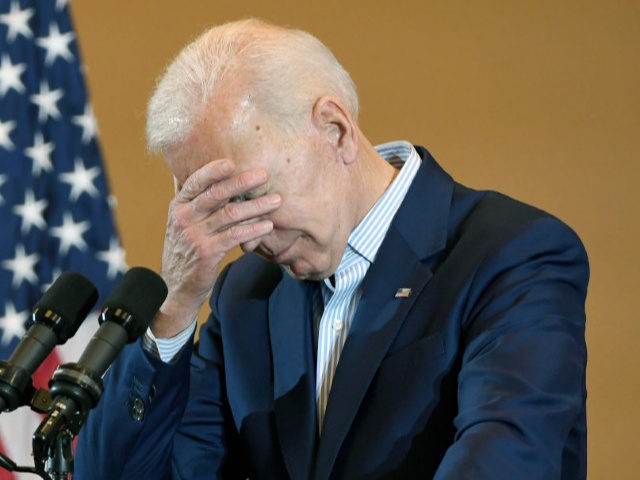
75, 19, 588, 480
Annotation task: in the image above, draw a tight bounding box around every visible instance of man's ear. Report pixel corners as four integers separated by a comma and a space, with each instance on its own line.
311, 96, 358, 165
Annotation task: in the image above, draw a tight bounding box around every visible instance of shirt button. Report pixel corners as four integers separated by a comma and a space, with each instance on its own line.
332, 319, 343, 331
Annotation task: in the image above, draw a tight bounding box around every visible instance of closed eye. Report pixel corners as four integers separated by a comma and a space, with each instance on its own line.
229, 193, 250, 203
230, 187, 266, 203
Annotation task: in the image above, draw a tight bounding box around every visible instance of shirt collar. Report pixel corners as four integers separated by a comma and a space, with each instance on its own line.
346, 140, 421, 264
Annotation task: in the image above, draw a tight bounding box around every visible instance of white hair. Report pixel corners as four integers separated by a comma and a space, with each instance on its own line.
146, 19, 359, 154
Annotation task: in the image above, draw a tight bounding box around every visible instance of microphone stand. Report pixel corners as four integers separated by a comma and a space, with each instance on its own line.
42, 429, 75, 480
32, 412, 83, 480
32, 363, 102, 480
0, 366, 94, 480
0, 371, 87, 480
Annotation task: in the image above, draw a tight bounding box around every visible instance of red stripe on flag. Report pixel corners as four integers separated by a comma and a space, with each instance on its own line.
0, 435, 16, 480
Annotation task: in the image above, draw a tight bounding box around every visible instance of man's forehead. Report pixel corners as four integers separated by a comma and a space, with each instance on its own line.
167, 140, 273, 192
166, 94, 285, 188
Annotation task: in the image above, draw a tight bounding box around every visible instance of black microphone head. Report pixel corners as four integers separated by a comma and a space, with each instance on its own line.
100, 267, 168, 341
32, 272, 99, 343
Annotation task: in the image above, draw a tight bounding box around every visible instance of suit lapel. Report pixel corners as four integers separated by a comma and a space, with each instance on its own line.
313, 228, 432, 479
269, 273, 317, 480
313, 147, 455, 479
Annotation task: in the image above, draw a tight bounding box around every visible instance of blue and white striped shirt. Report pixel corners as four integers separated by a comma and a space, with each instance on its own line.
314, 140, 421, 430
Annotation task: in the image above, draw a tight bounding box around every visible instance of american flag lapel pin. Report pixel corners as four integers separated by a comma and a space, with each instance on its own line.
394, 288, 412, 298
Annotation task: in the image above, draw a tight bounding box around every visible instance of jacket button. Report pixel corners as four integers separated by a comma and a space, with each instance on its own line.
130, 396, 145, 422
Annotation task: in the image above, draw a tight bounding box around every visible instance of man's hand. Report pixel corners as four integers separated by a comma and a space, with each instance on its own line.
151, 158, 281, 338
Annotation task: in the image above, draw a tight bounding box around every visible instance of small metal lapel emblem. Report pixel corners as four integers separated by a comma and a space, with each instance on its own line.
394, 288, 412, 298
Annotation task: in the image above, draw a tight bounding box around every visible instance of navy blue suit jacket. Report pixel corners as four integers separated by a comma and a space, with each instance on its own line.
75, 147, 589, 479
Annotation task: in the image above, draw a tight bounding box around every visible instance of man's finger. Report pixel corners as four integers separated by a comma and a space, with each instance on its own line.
204, 193, 281, 234
177, 159, 234, 202
215, 219, 275, 252
197, 168, 268, 207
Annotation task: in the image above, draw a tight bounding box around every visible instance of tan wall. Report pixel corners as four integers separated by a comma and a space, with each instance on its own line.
72, 1, 639, 478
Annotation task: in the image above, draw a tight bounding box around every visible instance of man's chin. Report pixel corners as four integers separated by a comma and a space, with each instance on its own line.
281, 263, 328, 282
282, 264, 309, 280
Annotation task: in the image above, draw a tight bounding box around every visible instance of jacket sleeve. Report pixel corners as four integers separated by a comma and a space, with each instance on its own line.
434, 216, 589, 480
74, 336, 193, 479
75, 267, 242, 479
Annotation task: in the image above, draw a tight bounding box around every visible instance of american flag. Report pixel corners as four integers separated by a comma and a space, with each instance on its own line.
0, 0, 126, 478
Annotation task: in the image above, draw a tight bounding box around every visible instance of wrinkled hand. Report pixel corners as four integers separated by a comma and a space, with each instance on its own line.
151, 159, 281, 338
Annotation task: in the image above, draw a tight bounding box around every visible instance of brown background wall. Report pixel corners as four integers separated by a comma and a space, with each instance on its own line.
71, 1, 639, 478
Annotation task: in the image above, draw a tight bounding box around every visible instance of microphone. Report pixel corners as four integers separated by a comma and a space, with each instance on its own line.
32, 267, 168, 470
73, 267, 168, 377
0, 272, 98, 413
